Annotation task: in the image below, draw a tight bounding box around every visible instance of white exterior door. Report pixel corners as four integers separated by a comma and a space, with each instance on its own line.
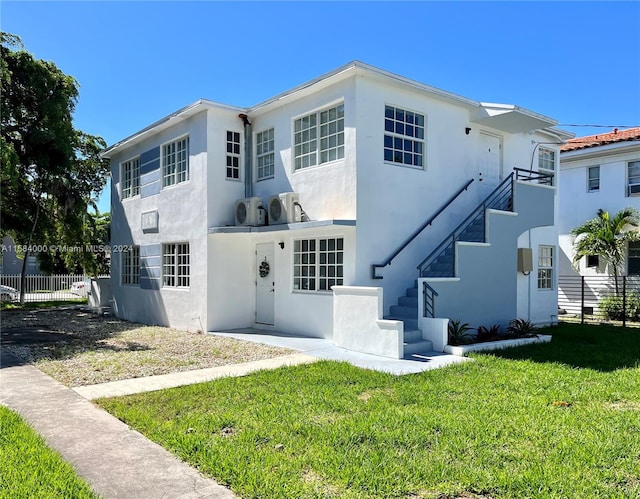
478, 132, 503, 187
255, 243, 275, 325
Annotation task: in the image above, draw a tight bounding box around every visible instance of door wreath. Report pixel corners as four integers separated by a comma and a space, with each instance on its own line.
259, 259, 270, 278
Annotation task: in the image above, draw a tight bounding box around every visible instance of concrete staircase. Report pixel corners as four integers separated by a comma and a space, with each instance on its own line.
385, 283, 433, 356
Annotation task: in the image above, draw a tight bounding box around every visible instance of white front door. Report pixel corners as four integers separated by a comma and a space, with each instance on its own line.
255, 243, 275, 325
478, 132, 503, 187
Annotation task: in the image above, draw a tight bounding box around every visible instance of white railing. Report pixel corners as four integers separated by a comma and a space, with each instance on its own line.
0, 274, 109, 303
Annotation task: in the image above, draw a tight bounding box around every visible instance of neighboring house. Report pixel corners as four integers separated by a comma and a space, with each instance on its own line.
103, 61, 571, 358
558, 127, 640, 276
1, 235, 42, 275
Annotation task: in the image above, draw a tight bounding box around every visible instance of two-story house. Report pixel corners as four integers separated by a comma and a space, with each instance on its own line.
103, 61, 571, 358
558, 127, 640, 276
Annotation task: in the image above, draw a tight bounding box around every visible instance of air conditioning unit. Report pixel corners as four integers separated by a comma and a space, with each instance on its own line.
268, 192, 301, 225
234, 197, 266, 226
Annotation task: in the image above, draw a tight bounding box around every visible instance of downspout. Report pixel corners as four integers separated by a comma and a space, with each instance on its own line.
239, 113, 252, 198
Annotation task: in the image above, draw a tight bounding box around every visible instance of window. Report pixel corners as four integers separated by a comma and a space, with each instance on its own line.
162, 243, 190, 287
628, 242, 640, 275
627, 160, 640, 196
294, 104, 344, 170
226, 131, 241, 179
384, 105, 425, 168
162, 137, 189, 187
537, 245, 554, 290
586, 254, 599, 268
587, 166, 600, 192
293, 237, 344, 292
256, 128, 275, 180
121, 158, 140, 199
538, 148, 556, 185
121, 246, 140, 285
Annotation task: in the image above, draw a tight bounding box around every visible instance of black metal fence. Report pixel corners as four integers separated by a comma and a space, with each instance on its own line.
558, 275, 640, 326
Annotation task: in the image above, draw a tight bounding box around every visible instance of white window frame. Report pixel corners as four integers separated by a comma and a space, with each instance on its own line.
226, 131, 241, 180
162, 136, 189, 188
537, 245, 554, 290
121, 157, 140, 199
293, 103, 344, 171
256, 128, 275, 181
627, 160, 640, 197
538, 148, 556, 186
587, 166, 600, 192
384, 105, 425, 169
293, 237, 344, 292
628, 241, 640, 275
162, 242, 190, 288
121, 246, 140, 285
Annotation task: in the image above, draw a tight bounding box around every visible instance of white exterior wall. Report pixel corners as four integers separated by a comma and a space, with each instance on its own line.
110, 111, 210, 331
559, 145, 640, 275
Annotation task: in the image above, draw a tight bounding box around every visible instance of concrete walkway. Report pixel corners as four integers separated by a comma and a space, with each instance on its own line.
0, 352, 238, 499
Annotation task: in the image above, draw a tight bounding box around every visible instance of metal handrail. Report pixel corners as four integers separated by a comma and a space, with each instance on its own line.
417, 172, 515, 277
514, 167, 554, 185
423, 281, 439, 318
371, 178, 474, 279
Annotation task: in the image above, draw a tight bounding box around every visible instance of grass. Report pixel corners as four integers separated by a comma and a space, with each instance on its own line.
98, 323, 640, 498
1, 299, 87, 310
0, 406, 98, 499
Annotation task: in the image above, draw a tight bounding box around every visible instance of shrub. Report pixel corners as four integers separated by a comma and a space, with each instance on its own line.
448, 319, 474, 346
476, 324, 501, 343
506, 318, 537, 338
599, 292, 640, 321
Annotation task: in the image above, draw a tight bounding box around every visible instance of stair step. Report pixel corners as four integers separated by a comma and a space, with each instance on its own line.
406, 287, 418, 297
404, 329, 423, 342
399, 296, 418, 307
385, 316, 418, 330
403, 339, 434, 355
389, 305, 417, 318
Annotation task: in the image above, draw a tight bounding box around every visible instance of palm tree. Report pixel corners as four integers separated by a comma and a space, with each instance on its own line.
571, 208, 640, 294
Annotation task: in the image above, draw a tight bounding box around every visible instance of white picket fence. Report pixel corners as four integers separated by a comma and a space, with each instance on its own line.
0, 274, 109, 303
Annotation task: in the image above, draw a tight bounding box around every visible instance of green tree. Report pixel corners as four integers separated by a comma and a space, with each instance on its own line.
1, 32, 109, 301
571, 207, 640, 294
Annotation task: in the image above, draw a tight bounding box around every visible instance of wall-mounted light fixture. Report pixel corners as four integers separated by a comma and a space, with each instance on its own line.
465, 127, 472, 135
279, 241, 285, 249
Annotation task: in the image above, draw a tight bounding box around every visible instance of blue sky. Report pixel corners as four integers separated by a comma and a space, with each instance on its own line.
3, 1, 639, 213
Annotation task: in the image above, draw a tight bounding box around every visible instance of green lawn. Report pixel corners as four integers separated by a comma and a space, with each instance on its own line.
98, 323, 640, 498
0, 406, 98, 499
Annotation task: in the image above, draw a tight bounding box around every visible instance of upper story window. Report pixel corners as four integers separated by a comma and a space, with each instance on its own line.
384, 105, 425, 168
256, 128, 275, 180
294, 103, 344, 171
537, 245, 554, 290
162, 137, 189, 188
226, 131, 241, 180
627, 160, 640, 197
538, 147, 556, 185
588, 166, 600, 192
121, 157, 140, 199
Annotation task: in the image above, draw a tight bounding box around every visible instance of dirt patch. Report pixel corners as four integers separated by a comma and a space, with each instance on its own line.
1, 307, 293, 386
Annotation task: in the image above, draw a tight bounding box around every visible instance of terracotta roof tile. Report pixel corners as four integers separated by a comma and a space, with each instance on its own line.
561, 127, 640, 152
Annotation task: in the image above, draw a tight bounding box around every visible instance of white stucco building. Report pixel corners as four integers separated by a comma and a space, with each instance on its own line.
103, 61, 572, 358
558, 127, 640, 276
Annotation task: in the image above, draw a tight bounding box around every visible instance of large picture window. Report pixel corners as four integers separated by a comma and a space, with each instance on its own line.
121, 246, 140, 285
538, 245, 554, 290
163, 243, 190, 287
293, 237, 344, 292
256, 128, 274, 180
162, 137, 189, 187
384, 105, 425, 168
294, 104, 344, 171
121, 157, 140, 199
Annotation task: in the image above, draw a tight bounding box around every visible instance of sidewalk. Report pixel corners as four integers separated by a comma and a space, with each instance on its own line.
0, 352, 237, 499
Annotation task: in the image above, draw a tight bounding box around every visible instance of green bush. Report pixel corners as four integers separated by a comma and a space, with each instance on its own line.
599, 292, 640, 321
